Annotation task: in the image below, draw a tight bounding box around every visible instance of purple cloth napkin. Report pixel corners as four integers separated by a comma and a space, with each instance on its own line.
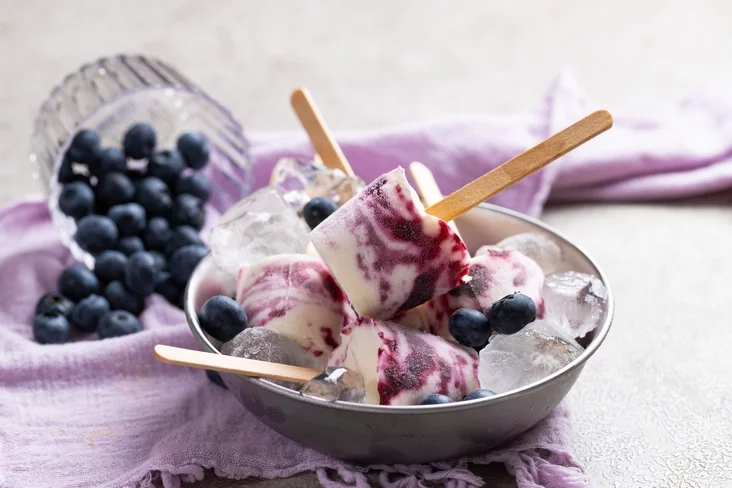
3, 72, 732, 488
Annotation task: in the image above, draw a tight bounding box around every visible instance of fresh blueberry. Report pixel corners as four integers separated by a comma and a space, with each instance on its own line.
98, 147, 127, 174
419, 394, 454, 405
448, 308, 492, 349
463, 389, 497, 401
58, 264, 100, 302
175, 172, 211, 201
117, 236, 145, 256
149, 251, 167, 271
96, 172, 135, 209
67, 129, 101, 165
124, 251, 160, 296
199, 295, 248, 342
123, 123, 156, 160
143, 217, 172, 251
170, 245, 208, 286
33, 312, 70, 344
75, 215, 119, 254
134, 177, 173, 218
206, 370, 228, 389
176, 131, 210, 169
108, 203, 146, 237
35, 292, 74, 317
98, 310, 142, 339
303, 197, 338, 230
94, 250, 128, 283
57, 156, 76, 184
164, 226, 202, 256
104, 281, 144, 315
58, 181, 95, 220
489, 293, 537, 335
155, 274, 181, 305
70, 294, 110, 333
148, 150, 186, 185
171, 194, 205, 230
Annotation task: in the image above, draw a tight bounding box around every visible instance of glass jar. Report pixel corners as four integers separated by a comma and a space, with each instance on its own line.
30, 54, 253, 267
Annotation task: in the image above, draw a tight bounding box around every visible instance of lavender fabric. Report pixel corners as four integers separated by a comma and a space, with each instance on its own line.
3, 72, 731, 488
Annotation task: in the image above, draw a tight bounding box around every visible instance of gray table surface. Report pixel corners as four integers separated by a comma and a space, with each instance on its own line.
3, 2, 731, 486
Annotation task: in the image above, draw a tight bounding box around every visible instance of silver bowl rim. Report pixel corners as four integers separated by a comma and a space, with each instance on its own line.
186, 202, 614, 414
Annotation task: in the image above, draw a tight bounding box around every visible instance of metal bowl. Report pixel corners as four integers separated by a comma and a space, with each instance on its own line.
185, 203, 614, 464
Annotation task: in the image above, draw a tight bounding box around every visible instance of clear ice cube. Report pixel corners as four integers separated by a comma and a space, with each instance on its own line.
543, 271, 608, 339
221, 327, 320, 389
209, 187, 310, 277
478, 319, 583, 394
299, 366, 366, 403
493, 233, 564, 274
270, 157, 365, 212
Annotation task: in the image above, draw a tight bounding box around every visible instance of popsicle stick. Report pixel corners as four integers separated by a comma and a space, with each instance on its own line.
291, 87, 355, 177
409, 162, 461, 237
153, 344, 320, 384
425, 110, 613, 222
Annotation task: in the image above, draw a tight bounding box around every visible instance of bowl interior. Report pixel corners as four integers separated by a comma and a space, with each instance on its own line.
186, 203, 613, 408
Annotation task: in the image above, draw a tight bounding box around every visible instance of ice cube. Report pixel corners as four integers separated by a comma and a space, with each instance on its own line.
543, 271, 608, 338
270, 157, 365, 212
490, 233, 564, 274
299, 366, 366, 403
221, 327, 320, 389
209, 187, 310, 277
478, 319, 583, 394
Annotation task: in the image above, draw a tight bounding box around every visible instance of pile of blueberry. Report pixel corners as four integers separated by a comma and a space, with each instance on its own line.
32, 123, 213, 345
418, 292, 537, 405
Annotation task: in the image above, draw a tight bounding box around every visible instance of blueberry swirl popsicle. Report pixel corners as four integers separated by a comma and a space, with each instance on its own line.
310, 166, 471, 320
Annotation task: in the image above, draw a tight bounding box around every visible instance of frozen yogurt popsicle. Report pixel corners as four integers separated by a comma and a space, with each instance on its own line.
403, 248, 545, 340
310, 167, 470, 319
328, 317, 480, 405
236, 253, 355, 366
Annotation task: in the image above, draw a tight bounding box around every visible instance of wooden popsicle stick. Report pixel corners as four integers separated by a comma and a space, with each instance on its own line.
290, 87, 355, 177
409, 162, 461, 238
425, 110, 613, 222
153, 344, 320, 384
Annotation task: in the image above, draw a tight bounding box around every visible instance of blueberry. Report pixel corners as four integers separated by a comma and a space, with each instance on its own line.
143, 217, 172, 251
33, 312, 70, 344
206, 370, 228, 389
104, 281, 144, 315
57, 156, 76, 184
75, 215, 119, 254
67, 129, 101, 165
35, 292, 74, 317
96, 172, 135, 209
148, 150, 186, 185
419, 394, 454, 405
175, 172, 211, 201
165, 226, 202, 256
58, 181, 95, 220
199, 295, 247, 342
98, 310, 142, 339
149, 251, 167, 271
135, 177, 173, 218
126, 167, 147, 183
489, 293, 537, 335
155, 274, 181, 305
170, 245, 208, 286
58, 264, 100, 302
124, 251, 160, 296
303, 197, 338, 230
98, 147, 127, 174
94, 250, 128, 283
70, 294, 110, 333
123, 123, 156, 160
463, 389, 497, 401
448, 308, 492, 349
107, 202, 146, 237
117, 236, 145, 256
177, 131, 210, 169
171, 194, 205, 230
